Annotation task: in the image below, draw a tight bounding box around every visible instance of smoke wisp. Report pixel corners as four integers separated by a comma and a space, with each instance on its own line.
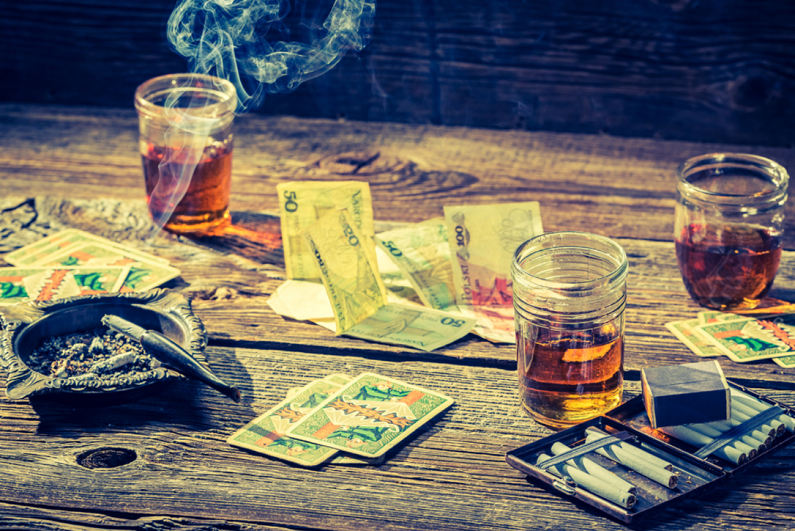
167, 0, 377, 111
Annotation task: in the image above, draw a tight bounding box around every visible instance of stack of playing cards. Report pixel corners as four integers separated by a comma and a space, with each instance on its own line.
228, 372, 454, 466
0, 229, 180, 305
666, 310, 795, 369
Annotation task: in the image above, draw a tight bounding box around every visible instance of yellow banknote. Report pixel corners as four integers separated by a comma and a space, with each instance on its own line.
301, 208, 387, 332
277, 181, 374, 280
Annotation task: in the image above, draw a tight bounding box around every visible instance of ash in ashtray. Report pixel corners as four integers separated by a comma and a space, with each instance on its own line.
28, 328, 162, 381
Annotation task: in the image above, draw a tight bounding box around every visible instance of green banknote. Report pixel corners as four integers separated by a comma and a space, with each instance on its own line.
374, 220, 456, 310
277, 181, 374, 280
302, 209, 475, 350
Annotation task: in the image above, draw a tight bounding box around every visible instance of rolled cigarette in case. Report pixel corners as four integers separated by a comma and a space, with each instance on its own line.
585, 427, 674, 471
584, 434, 678, 489
704, 418, 772, 448
658, 425, 747, 465
731, 408, 780, 438
686, 424, 758, 459
731, 393, 795, 433
550, 442, 636, 494
537, 454, 637, 509
733, 401, 786, 436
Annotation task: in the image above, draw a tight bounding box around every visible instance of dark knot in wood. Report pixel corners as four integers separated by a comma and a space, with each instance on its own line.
76, 447, 137, 469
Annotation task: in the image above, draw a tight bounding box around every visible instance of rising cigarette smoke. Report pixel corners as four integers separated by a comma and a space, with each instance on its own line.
148, 0, 376, 238
167, 0, 377, 111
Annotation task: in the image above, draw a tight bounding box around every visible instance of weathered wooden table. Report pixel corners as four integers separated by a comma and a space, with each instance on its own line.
1, 104, 794, 530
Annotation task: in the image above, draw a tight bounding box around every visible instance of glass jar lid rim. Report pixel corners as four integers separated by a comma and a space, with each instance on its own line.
676, 152, 789, 204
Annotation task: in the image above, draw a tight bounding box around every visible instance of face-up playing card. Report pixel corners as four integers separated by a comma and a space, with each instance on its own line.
32, 242, 180, 292
284, 372, 454, 458
227, 377, 350, 467
3, 229, 168, 267
665, 319, 723, 358
695, 314, 795, 363
0, 266, 130, 305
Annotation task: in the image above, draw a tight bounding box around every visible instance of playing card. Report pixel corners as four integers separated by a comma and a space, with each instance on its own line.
33, 242, 180, 292
285, 372, 454, 458
3, 229, 168, 267
665, 319, 723, 357
695, 315, 795, 363
227, 379, 346, 467
0, 266, 130, 305
697, 311, 748, 325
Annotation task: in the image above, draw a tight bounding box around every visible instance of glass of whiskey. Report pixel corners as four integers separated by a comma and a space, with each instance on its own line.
135, 74, 237, 235
511, 232, 628, 430
675, 153, 789, 310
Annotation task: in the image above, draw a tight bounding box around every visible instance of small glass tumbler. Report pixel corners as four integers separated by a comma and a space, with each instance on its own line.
675, 153, 789, 310
134, 73, 237, 235
512, 232, 628, 430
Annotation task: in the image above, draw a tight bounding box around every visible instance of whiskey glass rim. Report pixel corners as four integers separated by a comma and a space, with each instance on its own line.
511, 231, 628, 291
134, 73, 238, 120
676, 153, 789, 208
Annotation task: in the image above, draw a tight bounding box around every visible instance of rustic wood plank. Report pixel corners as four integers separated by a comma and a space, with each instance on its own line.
2, 105, 795, 248
0, 348, 793, 530
2, 2, 795, 145
3, 193, 795, 388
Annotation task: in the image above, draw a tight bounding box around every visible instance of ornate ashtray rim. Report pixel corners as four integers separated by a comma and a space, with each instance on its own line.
0, 289, 206, 400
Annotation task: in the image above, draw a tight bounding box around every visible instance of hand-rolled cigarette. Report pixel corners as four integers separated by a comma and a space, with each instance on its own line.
658, 425, 747, 465
550, 442, 636, 494
686, 423, 758, 459
733, 400, 786, 436
537, 453, 637, 509
585, 427, 673, 471
730, 391, 795, 433
731, 408, 780, 438
704, 418, 772, 447
584, 434, 678, 489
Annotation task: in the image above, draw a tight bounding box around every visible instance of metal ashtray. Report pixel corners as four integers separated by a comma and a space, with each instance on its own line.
0, 289, 206, 403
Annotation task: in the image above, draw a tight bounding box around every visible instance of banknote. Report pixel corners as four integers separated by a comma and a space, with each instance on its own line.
374, 220, 456, 310
277, 181, 374, 280
302, 209, 475, 350
301, 208, 387, 332
344, 304, 474, 352
444, 202, 543, 308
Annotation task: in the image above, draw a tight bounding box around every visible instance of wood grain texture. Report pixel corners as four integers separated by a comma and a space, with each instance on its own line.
0, 348, 794, 531
1, 1, 794, 144
3, 104, 795, 529
2, 105, 795, 247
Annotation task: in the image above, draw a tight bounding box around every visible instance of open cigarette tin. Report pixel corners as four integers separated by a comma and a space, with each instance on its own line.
505, 382, 795, 523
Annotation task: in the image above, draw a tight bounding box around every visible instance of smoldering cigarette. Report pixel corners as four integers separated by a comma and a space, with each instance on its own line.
585, 427, 674, 471
550, 442, 636, 494
731, 392, 795, 433
686, 423, 758, 459
732, 400, 786, 436
90, 352, 137, 373
584, 434, 677, 489
537, 453, 637, 509
658, 425, 747, 465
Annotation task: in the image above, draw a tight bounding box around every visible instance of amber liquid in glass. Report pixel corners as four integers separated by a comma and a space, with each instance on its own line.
675, 223, 782, 310
518, 324, 623, 429
142, 142, 232, 234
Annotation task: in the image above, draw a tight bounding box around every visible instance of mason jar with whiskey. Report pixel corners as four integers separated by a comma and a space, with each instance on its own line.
512, 232, 628, 429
